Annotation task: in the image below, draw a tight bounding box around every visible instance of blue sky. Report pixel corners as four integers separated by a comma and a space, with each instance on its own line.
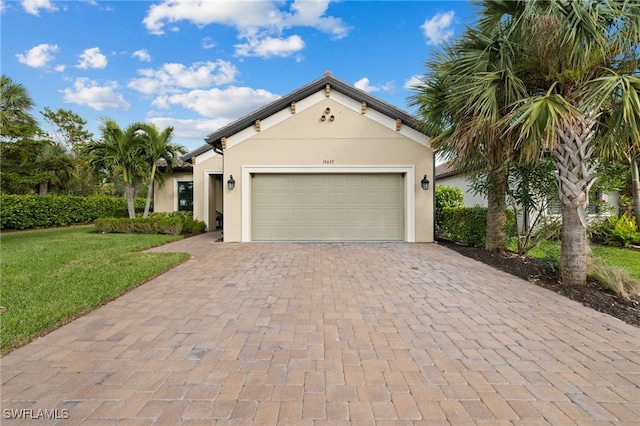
2, 0, 477, 152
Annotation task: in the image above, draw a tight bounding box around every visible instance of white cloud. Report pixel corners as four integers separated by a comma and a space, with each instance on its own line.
421, 11, 455, 46
142, 0, 349, 58
62, 78, 130, 110
128, 60, 238, 95
149, 117, 231, 141
21, 0, 57, 15
16, 43, 59, 68
286, 0, 348, 39
132, 49, 152, 62
143, 0, 348, 35
354, 77, 378, 93
54, 64, 66, 72
153, 86, 280, 119
202, 37, 216, 49
235, 34, 304, 58
354, 77, 394, 94
76, 47, 108, 69
404, 75, 422, 90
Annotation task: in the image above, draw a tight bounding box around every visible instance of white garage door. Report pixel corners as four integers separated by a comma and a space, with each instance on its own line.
252, 173, 405, 241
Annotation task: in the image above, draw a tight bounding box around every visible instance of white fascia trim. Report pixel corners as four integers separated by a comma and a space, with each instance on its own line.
203, 169, 223, 230
194, 148, 219, 163
241, 166, 415, 243
226, 91, 326, 150
173, 178, 193, 212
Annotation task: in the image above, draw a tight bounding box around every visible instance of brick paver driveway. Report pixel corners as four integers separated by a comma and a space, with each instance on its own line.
2, 234, 639, 425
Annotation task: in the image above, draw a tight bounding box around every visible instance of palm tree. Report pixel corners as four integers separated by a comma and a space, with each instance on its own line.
410, 4, 527, 250
491, 0, 640, 285
85, 119, 147, 218
137, 123, 185, 217
34, 141, 74, 195
0, 75, 37, 134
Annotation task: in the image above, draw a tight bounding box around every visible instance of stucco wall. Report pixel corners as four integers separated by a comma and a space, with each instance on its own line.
221, 97, 434, 242
153, 171, 195, 213
436, 175, 488, 207
192, 154, 223, 229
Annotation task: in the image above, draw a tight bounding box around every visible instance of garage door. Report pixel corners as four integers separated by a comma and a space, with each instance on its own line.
252, 173, 405, 241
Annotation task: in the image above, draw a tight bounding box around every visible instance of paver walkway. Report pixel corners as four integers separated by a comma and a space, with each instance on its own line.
1, 235, 639, 425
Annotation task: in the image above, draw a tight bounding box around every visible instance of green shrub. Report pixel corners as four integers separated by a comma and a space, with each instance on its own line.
435, 186, 464, 230
594, 213, 640, 247
439, 206, 517, 248
148, 211, 205, 234
0, 195, 147, 229
605, 213, 640, 247
183, 219, 207, 234
148, 211, 193, 221
95, 216, 182, 235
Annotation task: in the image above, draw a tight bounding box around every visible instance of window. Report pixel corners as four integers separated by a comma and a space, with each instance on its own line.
177, 181, 193, 212
547, 191, 606, 215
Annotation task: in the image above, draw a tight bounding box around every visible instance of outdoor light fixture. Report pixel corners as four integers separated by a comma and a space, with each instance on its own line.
420, 175, 430, 191
227, 175, 235, 190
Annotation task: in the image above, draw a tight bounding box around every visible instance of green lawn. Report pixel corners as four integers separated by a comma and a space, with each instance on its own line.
524, 241, 640, 280
0, 225, 189, 353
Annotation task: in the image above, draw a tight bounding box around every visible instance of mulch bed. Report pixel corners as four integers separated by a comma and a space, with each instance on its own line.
436, 238, 640, 328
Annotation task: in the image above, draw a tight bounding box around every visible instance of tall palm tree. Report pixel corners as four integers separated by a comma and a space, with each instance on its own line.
137, 123, 185, 217
0, 75, 37, 133
410, 4, 527, 250
85, 119, 147, 218
493, 0, 640, 285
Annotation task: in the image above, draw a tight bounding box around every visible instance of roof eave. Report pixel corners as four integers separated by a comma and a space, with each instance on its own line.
203, 74, 425, 148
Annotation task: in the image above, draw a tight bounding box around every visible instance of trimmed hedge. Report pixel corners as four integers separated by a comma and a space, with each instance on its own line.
1, 195, 147, 229
148, 211, 207, 234
95, 217, 183, 235
435, 186, 464, 229
439, 206, 517, 247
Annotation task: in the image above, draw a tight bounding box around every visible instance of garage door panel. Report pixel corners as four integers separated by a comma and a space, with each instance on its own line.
252, 173, 404, 241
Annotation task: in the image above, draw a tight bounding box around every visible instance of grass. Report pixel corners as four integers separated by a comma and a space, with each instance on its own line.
516, 240, 640, 298
0, 225, 190, 354
523, 240, 640, 281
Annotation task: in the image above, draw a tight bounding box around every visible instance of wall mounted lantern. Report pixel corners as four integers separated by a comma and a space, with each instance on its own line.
227, 175, 235, 190
420, 175, 430, 191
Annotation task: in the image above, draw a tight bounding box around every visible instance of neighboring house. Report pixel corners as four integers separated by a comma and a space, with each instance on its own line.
154, 72, 435, 242
435, 162, 487, 207
435, 161, 619, 232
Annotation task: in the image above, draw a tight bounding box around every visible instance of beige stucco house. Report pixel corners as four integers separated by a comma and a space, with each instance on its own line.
154, 72, 435, 242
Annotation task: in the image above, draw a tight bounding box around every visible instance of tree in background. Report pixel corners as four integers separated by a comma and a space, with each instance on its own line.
1, 76, 74, 195
41, 107, 99, 196
494, 0, 640, 285
0, 75, 37, 138
410, 2, 527, 251
137, 123, 185, 217
84, 119, 147, 218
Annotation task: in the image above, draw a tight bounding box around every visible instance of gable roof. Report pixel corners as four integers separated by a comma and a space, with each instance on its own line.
183, 72, 426, 161
435, 162, 460, 179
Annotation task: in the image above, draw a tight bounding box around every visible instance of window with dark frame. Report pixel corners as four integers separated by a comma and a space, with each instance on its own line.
177, 181, 193, 212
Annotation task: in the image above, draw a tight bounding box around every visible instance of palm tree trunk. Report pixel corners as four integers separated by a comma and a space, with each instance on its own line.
143, 164, 156, 218
38, 182, 48, 196
560, 201, 589, 286
124, 182, 136, 219
632, 156, 640, 230
554, 117, 597, 286
486, 165, 507, 251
